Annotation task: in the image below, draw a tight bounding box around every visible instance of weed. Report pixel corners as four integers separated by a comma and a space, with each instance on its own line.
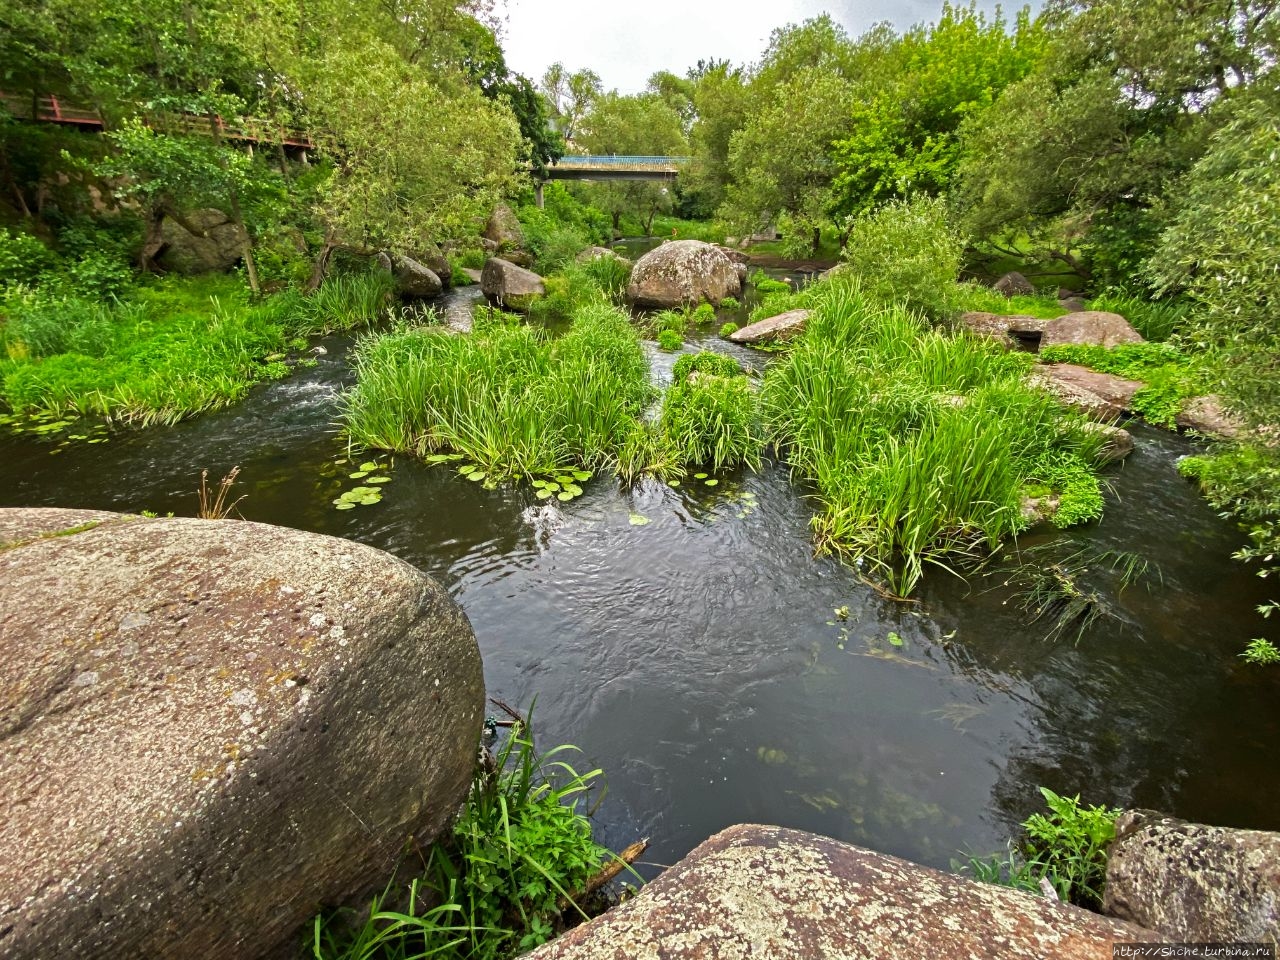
1088, 289, 1189, 342
718, 296, 740, 310
1241, 638, 1280, 665
671, 353, 742, 384
197, 466, 244, 520
719, 322, 739, 338
656, 329, 683, 352
657, 369, 762, 471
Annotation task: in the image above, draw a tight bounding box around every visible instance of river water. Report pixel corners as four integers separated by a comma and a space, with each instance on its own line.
2, 277, 1277, 878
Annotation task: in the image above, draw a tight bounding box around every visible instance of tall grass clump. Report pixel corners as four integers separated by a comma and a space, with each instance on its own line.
526, 260, 628, 325
657, 352, 762, 471
313, 718, 623, 960
294, 269, 396, 334
1087, 289, 1189, 342
761, 278, 1106, 596
342, 301, 651, 481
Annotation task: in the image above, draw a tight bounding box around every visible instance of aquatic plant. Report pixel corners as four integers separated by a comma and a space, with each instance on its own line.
1241, 638, 1280, 665
719, 322, 739, 338
671, 352, 742, 384
749, 268, 791, 295
342, 301, 651, 485
657, 370, 762, 472
656, 329, 683, 352
761, 278, 1106, 596
718, 296, 740, 310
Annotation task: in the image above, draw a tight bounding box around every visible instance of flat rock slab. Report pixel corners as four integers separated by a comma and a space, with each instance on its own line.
1176, 395, 1246, 439
729, 308, 810, 344
0, 508, 483, 959
1105, 810, 1280, 942
525, 824, 1151, 959
1032, 363, 1144, 420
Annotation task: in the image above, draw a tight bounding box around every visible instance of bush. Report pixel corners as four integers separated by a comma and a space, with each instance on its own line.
692, 302, 716, 324
719, 322, 739, 338
840, 196, 964, 319
0, 229, 59, 286
657, 329, 683, 351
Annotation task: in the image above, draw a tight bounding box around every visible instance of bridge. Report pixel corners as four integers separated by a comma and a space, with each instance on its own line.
0, 91, 314, 155
545, 155, 690, 182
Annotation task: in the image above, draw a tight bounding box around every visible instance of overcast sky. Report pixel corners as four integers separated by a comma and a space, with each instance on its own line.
498, 0, 1037, 95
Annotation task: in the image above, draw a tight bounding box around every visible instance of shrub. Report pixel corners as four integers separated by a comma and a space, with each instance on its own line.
840, 196, 964, 319
657, 329, 683, 351
0, 229, 58, 286
719, 322, 739, 338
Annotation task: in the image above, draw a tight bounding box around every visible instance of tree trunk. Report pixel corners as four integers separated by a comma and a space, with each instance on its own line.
812, 225, 821, 256
611, 210, 621, 237
644, 207, 657, 236
305, 229, 339, 293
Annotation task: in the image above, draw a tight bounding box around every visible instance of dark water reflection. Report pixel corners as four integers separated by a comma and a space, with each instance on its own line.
2, 283, 1277, 877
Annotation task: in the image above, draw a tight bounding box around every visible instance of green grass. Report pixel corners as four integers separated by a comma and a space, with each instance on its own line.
313, 718, 620, 960
526, 259, 631, 326
657, 353, 761, 471
953, 281, 1067, 319
1087, 289, 1190, 342
0, 270, 395, 426
341, 301, 652, 484
761, 277, 1106, 596
1038, 342, 1201, 426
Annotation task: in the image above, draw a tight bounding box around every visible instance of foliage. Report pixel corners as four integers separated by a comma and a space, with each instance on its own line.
1038, 342, 1199, 426
1179, 445, 1280, 660
671, 351, 743, 384
960, 787, 1121, 910
830, 3, 1043, 217
840, 197, 964, 320
1241, 638, 1280, 665
342, 301, 652, 485
0, 229, 58, 286
1145, 99, 1280, 429
1022, 788, 1121, 909
656, 329, 683, 352
761, 277, 1105, 596
1087, 290, 1189, 342
313, 719, 616, 960
719, 322, 739, 338
524, 261, 624, 325
658, 370, 762, 472
718, 296, 740, 310
952, 283, 1066, 320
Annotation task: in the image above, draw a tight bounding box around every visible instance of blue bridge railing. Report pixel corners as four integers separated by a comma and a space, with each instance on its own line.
552, 155, 692, 169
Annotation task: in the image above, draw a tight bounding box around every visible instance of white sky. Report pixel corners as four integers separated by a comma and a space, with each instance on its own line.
497, 0, 1038, 94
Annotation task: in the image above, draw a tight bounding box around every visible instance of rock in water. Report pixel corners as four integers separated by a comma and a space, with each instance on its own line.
481, 257, 546, 311
523, 824, 1152, 959
729, 309, 810, 345
1104, 810, 1280, 942
1040, 311, 1144, 349
156, 208, 247, 274
0, 508, 483, 960
1031, 363, 1144, 420
626, 240, 743, 308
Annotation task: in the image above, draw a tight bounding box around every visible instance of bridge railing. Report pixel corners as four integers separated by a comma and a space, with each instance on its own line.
552, 155, 691, 169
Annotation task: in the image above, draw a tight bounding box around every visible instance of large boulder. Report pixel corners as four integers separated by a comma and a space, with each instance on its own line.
524, 824, 1151, 959
729, 308, 810, 345
1031, 363, 1144, 420
411, 242, 453, 290
961, 312, 1051, 349
377, 252, 443, 299
0, 507, 483, 960
626, 239, 743, 308
1040, 311, 1144, 350
994, 271, 1035, 296
483, 204, 526, 253
156, 208, 247, 274
1104, 810, 1280, 942
481, 257, 545, 310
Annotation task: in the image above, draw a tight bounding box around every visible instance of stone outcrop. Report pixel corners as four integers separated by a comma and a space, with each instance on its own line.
994, 271, 1035, 296
1104, 810, 1280, 943
377, 252, 443, 299
525, 824, 1151, 960
156, 208, 247, 274
1082, 421, 1135, 463
1032, 363, 1144, 420
961, 312, 1051, 349
1176, 395, 1245, 439
729, 308, 810, 345
481, 257, 545, 310
626, 240, 743, 308
411, 243, 453, 289
483, 204, 526, 253
0, 508, 483, 960
1040, 311, 1144, 350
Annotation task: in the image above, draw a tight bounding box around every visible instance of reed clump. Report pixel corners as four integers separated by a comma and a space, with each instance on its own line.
761, 277, 1107, 597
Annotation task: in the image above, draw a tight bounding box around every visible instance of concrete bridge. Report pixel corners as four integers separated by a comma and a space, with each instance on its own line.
535, 155, 689, 205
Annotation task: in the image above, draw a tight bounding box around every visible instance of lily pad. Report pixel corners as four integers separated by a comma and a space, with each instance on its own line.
366, 476, 392, 484
535, 488, 554, 499
694, 472, 708, 480
629, 513, 651, 526
349, 471, 368, 479
557, 491, 574, 502
335, 502, 357, 510
467, 471, 486, 481
887, 631, 904, 647
668, 480, 681, 487
564, 483, 583, 497
359, 462, 379, 472
573, 471, 592, 482
704, 478, 719, 487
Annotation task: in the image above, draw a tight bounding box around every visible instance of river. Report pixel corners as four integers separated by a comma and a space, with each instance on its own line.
2, 275, 1277, 878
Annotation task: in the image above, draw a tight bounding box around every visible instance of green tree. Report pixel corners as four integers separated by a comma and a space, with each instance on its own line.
684, 60, 750, 216
830, 3, 1043, 217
